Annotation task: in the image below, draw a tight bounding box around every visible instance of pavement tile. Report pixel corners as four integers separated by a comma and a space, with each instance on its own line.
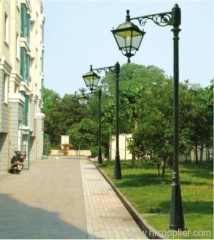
80, 159, 147, 239
0, 158, 147, 239
0, 159, 88, 239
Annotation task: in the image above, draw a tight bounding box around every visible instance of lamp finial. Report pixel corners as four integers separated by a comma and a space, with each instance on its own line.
126, 10, 130, 21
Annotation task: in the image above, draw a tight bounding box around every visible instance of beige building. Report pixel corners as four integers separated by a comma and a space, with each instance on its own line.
0, 0, 45, 171
109, 134, 133, 160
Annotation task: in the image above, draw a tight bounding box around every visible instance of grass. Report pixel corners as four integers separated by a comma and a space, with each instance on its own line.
99, 160, 213, 239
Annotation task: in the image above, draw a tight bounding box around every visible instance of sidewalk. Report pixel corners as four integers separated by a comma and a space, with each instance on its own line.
0, 157, 147, 239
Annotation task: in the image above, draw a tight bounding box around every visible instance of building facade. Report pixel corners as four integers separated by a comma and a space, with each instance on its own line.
0, 0, 45, 171
109, 134, 133, 160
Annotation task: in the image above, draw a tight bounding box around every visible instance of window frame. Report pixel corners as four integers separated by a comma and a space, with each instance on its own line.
4, 12, 9, 44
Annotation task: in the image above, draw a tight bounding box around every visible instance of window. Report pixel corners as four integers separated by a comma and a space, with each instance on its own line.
21, 4, 30, 44
4, 13, 9, 43
21, 4, 27, 38
26, 54, 30, 83
23, 95, 29, 126
20, 47, 30, 84
41, 79, 44, 99
4, 74, 8, 104
20, 47, 26, 79
41, 50, 44, 72
41, 23, 45, 44
26, 14, 30, 44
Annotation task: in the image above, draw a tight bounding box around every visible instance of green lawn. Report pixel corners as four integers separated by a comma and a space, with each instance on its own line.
99, 160, 213, 239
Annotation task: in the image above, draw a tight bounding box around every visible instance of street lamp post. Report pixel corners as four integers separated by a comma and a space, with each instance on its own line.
75, 89, 89, 106
83, 62, 122, 179
114, 62, 121, 180
97, 88, 102, 164
82, 65, 101, 92
82, 67, 102, 164
112, 4, 185, 230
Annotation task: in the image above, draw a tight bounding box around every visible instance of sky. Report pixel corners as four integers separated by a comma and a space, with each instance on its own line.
43, 0, 214, 97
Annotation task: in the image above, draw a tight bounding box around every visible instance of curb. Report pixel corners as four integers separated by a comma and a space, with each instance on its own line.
94, 162, 166, 239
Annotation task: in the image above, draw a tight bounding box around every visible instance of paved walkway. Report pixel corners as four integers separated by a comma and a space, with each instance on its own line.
0, 158, 147, 239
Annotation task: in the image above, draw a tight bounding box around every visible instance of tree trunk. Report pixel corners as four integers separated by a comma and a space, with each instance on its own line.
169, 156, 173, 169
157, 158, 160, 176
106, 144, 110, 160
195, 143, 198, 165
199, 143, 204, 164
161, 158, 167, 178
207, 148, 210, 161
132, 152, 136, 167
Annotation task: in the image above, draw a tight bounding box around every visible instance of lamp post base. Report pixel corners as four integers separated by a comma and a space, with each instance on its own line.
98, 148, 102, 164
114, 154, 121, 180
169, 182, 185, 230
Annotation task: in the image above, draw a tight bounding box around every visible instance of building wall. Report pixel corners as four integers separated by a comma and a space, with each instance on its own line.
0, 68, 9, 133
50, 150, 92, 157
30, 0, 45, 160
0, 0, 45, 171
109, 134, 133, 160
0, 133, 8, 169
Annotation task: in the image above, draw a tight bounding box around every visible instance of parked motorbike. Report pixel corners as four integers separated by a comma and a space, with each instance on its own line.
9, 151, 27, 174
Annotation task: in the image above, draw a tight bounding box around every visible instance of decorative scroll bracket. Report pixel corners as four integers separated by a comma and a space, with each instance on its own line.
93, 65, 116, 74
131, 11, 172, 27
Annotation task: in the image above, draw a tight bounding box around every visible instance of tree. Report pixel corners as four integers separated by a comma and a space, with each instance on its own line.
132, 78, 174, 175
179, 82, 213, 164
43, 88, 62, 146
59, 94, 86, 135
43, 88, 86, 147
68, 118, 97, 150
43, 65, 213, 168
100, 63, 167, 133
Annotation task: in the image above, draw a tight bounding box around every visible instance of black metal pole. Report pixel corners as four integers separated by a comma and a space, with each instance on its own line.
169, 4, 185, 230
114, 62, 122, 179
98, 89, 102, 164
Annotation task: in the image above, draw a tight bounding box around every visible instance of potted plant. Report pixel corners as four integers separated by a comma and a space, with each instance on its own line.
61, 143, 72, 156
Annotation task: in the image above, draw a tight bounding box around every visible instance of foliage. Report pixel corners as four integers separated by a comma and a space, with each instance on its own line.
179, 81, 213, 164
90, 146, 106, 158
61, 143, 72, 149
99, 160, 213, 239
43, 88, 85, 147
43, 65, 213, 164
43, 88, 61, 146
67, 118, 97, 150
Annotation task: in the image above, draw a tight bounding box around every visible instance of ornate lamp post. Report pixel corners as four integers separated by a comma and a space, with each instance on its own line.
75, 89, 89, 106
82, 66, 101, 92
82, 67, 102, 164
83, 62, 121, 179
112, 4, 185, 230
77, 95, 88, 106
112, 15, 145, 64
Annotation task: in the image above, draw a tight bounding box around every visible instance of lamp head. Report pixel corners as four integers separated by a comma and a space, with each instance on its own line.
78, 95, 88, 106
82, 65, 100, 92
112, 10, 145, 63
